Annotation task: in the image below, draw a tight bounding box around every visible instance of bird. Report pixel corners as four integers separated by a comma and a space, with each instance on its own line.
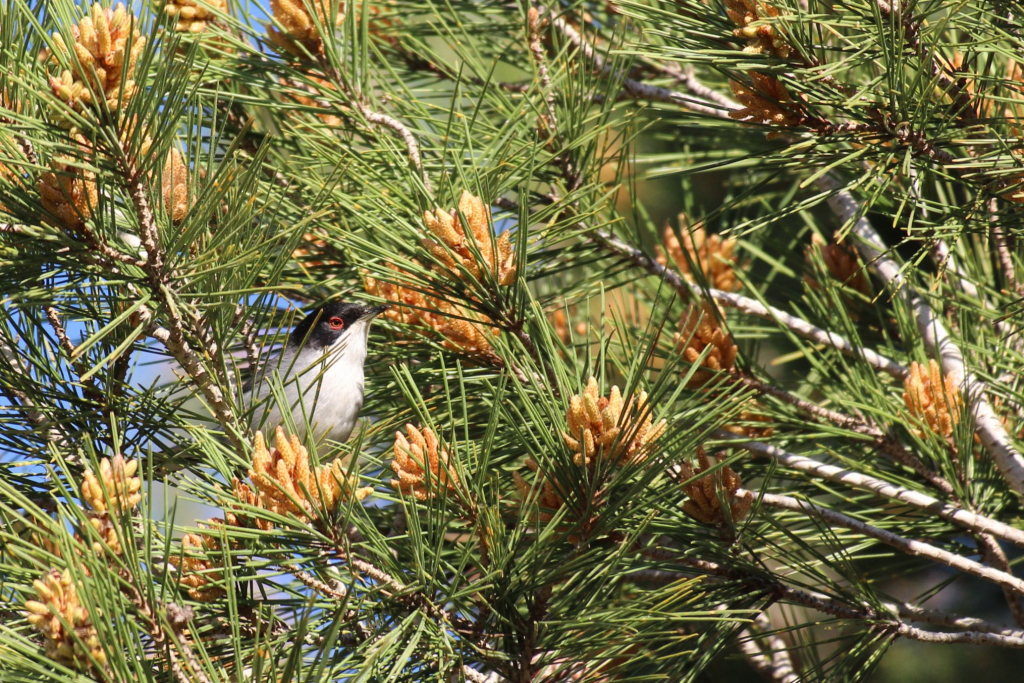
248, 301, 389, 445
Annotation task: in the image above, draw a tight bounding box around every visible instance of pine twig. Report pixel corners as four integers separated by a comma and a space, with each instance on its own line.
737, 613, 799, 683
991, 200, 1018, 294
753, 490, 1024, 595
550, 13, 728, 117
735, 374, 955, 495
0, 334, 66, 446
715, 429, 1024, 549
630, 568, 1024, 636
975, 533, 1024, 628
670, 557, 1024, 648
293, 569, 349, 599
591, 229, 909, 378
527, 7, 558, 131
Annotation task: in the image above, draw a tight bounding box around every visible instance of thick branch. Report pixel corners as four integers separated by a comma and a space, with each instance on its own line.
738, 613, 799, 683
139, 306, 244, 454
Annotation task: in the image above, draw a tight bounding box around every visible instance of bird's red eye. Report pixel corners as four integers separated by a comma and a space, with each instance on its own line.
329, 316, 344, 330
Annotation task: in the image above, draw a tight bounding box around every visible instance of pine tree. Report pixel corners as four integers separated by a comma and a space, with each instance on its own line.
3, 0, 1024, 680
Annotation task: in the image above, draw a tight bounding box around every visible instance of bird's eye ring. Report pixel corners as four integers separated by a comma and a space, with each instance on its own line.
329, 316, 344, 330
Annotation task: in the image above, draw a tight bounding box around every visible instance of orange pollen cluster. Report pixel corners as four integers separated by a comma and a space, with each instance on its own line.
163, 0, 227, 33
364, 268, 501, 359
81, 454, 142, 514
903, 360, 962, 438
805, 233, 869, 295
562, 376, 667, 466
37, 136, 98, 231
160, 146, 190, 223
48, 3, 145, 116
655, 222, 739, 292
80, 454, 142, 555
729, 73, 802, 129
169, 521, 226, 601
24, 569, 106, 671
724, 0, 791, 58
679, 448, 753, 526
675, 305, 738, 388
423, 191, 516, 287
266, 0, 344, 59
390, 424, 460, 501
249, 427, 373, 523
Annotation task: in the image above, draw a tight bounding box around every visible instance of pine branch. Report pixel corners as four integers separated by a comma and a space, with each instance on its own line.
671, 557, 1024, 648
753, 490, 1024, 595
714, 430, 1024, 549
591, 229, 909, 378
550, 11, 731, 117
817, 174, 1024, 496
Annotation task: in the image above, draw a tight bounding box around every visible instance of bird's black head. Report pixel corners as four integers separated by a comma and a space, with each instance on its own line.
289, 302, 390, 350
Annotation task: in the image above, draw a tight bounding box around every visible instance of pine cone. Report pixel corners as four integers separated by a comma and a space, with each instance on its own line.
724, 0, 791, 58
728, 72, 801, 128
163, 0, 227, 33
249, 427, 372, 523
81, 454, 142, 514
37, 136, 98, 231
266, 0, 344, 59
805, 233, 869, 295
655, 222, 739, 292
169, 521, 226, 601
675, 305, 738, 388
363, 266, 502, 359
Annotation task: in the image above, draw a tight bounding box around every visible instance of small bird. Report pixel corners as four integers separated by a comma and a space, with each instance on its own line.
249, 301, 389, 444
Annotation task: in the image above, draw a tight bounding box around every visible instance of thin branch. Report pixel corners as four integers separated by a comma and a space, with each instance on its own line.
293, 569, 349, 600
630, 567, 1024, 635
715, 429, 1024, 549
117, 153, 245, 454
353, 101, 432, 193
991, 201, 1018, 294
975, 533, 1024, 628
671, 557, 1024, 648
527, 7, 558, 131
932, 239, 981, 300
550, 13, 730, 117
735, 374, 954, 495
591, 229, 909, 378
139, 306, 244, 454
816, 174, 1024, 496
0, 334, 65, 445
753, 490, 1024, 595
44, 306, 102, 404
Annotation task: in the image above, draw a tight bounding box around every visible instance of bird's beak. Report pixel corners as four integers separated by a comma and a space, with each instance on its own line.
363, 304, 391, 320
